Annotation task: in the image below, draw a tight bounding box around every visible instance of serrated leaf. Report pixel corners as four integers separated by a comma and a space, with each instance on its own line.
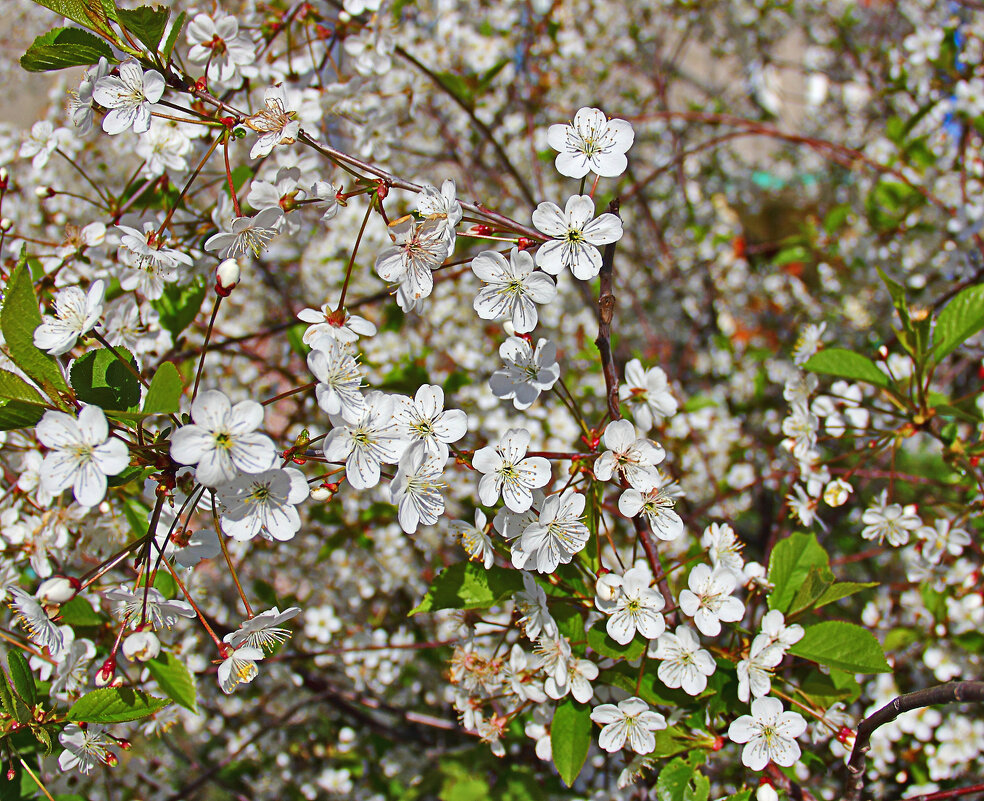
787, 565, 834, 616
7, 651, 37, 708
551, 698, 591, 787
788, 620, 891, 673
58, 596, 103, 627
142, 361, 182, 413
116, 5, 170, 52
145, 652, 197, 712
67, 687, 171, 723
70, 346, 141, 410
0, 369, 45, 405
812, 581, 878, 610
151, 276, 207, 339
20, 26, 114, 72
161, 11, 186, 59
0, 399, 47, 431
32, 724, 52, 753
1, 263, 69, 395
0, 670, 16, 719
409, 562, 523, 614
656, 757, 710, 801
30, 0, 116, 36
933, 284, 984, 360
586, 622, 646, 660
876, 266, 910, 326
767, 532, 830, 613
803, 348, 890, 389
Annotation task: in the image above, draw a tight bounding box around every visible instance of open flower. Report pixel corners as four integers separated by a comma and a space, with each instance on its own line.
593, 419, 665, 491
323, 390, 407, 490
308, 337, 365, 424
205, 208, 283, 259
472, 428, 551, 513
37, 405, 129, 507
471, 247, 557, 333
390, 441, 447, 534
547, 107, 635, 178
392, 384, 467, 461
618, 481, 684, 541
728, 696, 807, 770
416, 179, 462, 252
224, 606, 301, 651
450, 509, 495, 569
217, 466, 310, 542
218, 645, 264, 694
590, 697, 666, 754
374, 216, 449, 312
92, 59, 165, 135
489, 337, 561, 411
58, 723, 118, 774
513, 488, 590, 573
651, 625, 716, 696
170, 390, 278, 487
605, 565, 665, 644
619, 359, 678, 430
531, 195, 622, 280
33, 280, 105, 356
677, 563, 745, 637
245, 84, 300, 159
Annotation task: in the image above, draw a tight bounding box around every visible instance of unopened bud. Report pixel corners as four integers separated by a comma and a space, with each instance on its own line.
311, 485, 333, 501
36, 576, 79, 605
0, 218, 12, 232
122, 630, 161, 662
756, 781, 778, 801
517, 237, 534, 250
95, 657, 116, 686
116, 738, 132, 751
35, 186, 52, 199
104, 752, 119, 767
472, 224, 494, 236
215, 259, 240, 296
823, 478, 852, 508
595, 572, 622, 603
0, 167, 8, 187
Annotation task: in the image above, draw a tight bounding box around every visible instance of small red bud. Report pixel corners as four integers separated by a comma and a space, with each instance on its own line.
970, 455, 980, 467
376, 181, 388, 200
6, 768, 14, 781
836, 726, 855, 744
473, 224, 494, 236
325, 482, 339, 493
220, 116, 235, 129
195, 77, 208, 93
117, 739, 132, 751
104, 752, 119, 767
711, 735, 724, 751
517, 237, 534, 250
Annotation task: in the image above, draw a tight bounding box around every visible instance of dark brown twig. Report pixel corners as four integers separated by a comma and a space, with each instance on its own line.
844, 682, 984, 801
595, 199, 621, 423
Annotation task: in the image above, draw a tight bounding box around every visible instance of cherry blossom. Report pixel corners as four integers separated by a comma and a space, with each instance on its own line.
547, 107, 635, 178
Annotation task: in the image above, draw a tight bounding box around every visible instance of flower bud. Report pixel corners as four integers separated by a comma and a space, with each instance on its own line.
0, 218, 11, 232
95, 657, 117, 686
34, 186, 51, 198
36, 576, 79, 605
756, 781, 778, 801
823, 478, 852, 508
122, 630, 161, 662
215, 259, 241, 296
595, 572, 623, 603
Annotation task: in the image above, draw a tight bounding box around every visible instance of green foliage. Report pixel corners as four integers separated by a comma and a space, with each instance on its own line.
802, 348, 889, 389
146, 652, 198, 713
410, 562, 523, 614
586, 621, 646, 660
932, 284, 984, 361
768, 532, 829, 613
551, 698, 592, 787
67, 687, 171, 723
160, 10, 186, 59
655, 754, 710, 801
151, 276, 208, 339
58, 597, 103, 627
142, 361, 183, 413
70, 346, 141, 410
0, 261, 69, 399
116, 5, 170, 52
789, 620, 891, 673
7, 651, 37, 709
20, 26, 114, 71
29, 0, 119, 38
0, 369, 47, 431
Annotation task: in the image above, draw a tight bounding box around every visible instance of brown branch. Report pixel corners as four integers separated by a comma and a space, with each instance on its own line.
904, 782, 984, 801
844, 682, 984, 801
595, 199, 621, 423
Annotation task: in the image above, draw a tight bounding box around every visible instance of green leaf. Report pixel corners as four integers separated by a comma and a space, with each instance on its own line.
0, 670, 17, 719
58, 597, 103, 627
67, 687, 171, 723
803, 348, 890, 389
0, 366, 48, 427
151, 276, 207, 339
29, 0, 117, 37
116, 5, 170, 52
876, 266, 910, 327
7, 651, 37, 708
0, 262, 69, 395
161, 11, 187, 59
655, 757, 710, 801
932, 284, 984, 361
812, 581, 878, 610
586, 622, 646, 660
798, 669, 860, 707
145, 652, 197, 712
20, 27, 113, 72
551, 698, 591, 787
788, 621, 891, 673
142, 361, 182, 414
409, 562, 523, 614
787, 565, 834, 616
767, 532, 830, 613
70, 346, 141, 410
